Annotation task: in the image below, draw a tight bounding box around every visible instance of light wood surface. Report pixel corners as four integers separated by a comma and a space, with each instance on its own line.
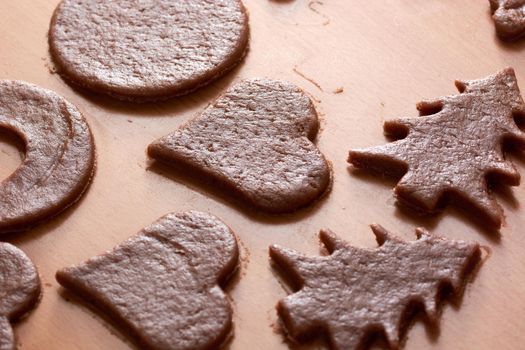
1, 0, 524, 349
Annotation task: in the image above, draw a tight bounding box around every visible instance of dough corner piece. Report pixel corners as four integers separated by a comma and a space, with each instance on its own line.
56, 211, 239, 350
348, 68, 525, 229
48, 0, 250, 102
0, 243, 41, 350
0, 80, 96, 234
269, 226, 482, 350
148, 78, 331, 214
489, 0, 525, 41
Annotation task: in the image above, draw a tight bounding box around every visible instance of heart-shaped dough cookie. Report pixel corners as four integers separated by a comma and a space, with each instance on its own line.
148, 79, 331, 213
0, 80, 95, 234
0, 243, 41, 350
56, 211, 239, 350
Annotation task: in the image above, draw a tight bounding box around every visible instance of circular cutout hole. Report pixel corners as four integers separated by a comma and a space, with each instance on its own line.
0, 129, 25, 181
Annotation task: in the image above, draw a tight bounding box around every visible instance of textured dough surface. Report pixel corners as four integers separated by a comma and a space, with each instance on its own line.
0, 243, 41, 350
490, 0, 525, 41
270, 226, 481, 350
349, 68, 525, 228
148, 78, 331, 213
49, 0, 249, 101
0, 80, 95, 234
56, 211, 239, 350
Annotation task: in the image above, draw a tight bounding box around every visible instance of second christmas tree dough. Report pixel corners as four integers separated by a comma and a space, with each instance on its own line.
270, 225, 481, 349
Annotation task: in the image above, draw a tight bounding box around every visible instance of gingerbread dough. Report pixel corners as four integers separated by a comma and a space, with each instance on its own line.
490, 0, 525, 41
0, 243, 41, 350
349, 68, 525, 228
0, 80, 95, 234
56, 211, 239, 350
270, 225, 481, 349
148, 78, 331, 213
49, 0, 249, 101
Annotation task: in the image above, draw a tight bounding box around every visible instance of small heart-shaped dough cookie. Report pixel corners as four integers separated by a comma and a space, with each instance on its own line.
56, 211, 239, 350
148, 79, 331, 213
0, 243, 41, 350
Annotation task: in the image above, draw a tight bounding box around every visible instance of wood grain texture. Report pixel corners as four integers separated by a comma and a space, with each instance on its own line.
0, 0, 524, 349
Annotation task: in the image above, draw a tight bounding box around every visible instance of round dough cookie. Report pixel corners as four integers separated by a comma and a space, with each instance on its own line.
0, 80, 95, 234
49, 0, 250, 101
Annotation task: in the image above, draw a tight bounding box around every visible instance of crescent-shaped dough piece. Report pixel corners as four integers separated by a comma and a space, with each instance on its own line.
0, 80, 95, 234
0, 243, 41, 350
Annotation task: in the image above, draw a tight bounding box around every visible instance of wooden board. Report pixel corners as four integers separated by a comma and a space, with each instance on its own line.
0, 0, 524, 349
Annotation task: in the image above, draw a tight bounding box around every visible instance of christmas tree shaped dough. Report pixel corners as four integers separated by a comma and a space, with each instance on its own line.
349, 68, 525, 228
270, 225, 481, 350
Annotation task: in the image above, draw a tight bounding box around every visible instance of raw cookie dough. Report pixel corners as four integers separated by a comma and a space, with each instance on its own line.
0, 80, 95, 234
490, 0, 525, 41
270, 225, 481, 350
148, 78, 331, 213
49, 0, 250, 101
348, 68, 525, 228
0, 243, 41, 350
56, 211, 239, 350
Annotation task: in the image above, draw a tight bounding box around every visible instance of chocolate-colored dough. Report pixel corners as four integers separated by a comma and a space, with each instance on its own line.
56, 211, 239, 350
348, 68, 525, 228
148, 78, 331, 213
270, 225, 481, 350
489, 0, 525, 41
49, 0, 249, 101
0, 243, 41, 350
0, 80, 95, 234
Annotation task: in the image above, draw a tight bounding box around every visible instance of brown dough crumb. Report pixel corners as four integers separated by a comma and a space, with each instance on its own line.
270, 225, 481, 350
293, 67, 324, 92
348, 68, 525, 228
148, 78, 331, 213
0, 243, 41, 350
0, 80, 95, 234
48, 0, 250, 101
56, 211, 239, 350
489, 0, 525, 41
